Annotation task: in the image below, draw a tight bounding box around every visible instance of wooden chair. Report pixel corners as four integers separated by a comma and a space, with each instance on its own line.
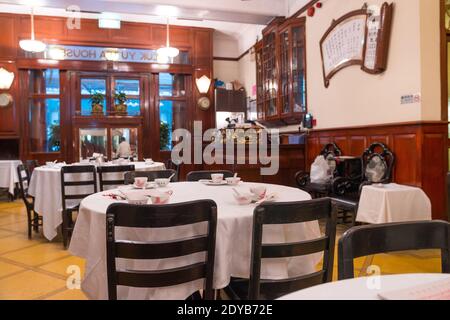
338, 221, 450, 280
331, 142, 395, 224
97, 165, 135, 191
124, 169, 178, 185
106, 200, 218, 300
226, 198, 337, 300
165, 159, 183, 182
295, 143, 342, 198
60, 165, 97, 248
186, 170, 234, 182
17, 164, 42, 239
24, 160, 39, 175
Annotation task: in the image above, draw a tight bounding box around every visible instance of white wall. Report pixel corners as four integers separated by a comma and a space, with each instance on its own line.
301, 0, 441, 129
238, 51, 257, 100
213, 60, 240, 83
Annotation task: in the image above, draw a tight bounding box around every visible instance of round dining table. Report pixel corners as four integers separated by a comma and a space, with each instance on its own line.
277, 274, 450, 300
28, 161, 165, 240
69, 181, 321, 300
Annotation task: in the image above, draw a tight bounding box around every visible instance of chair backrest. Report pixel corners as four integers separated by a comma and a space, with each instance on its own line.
338, 221, 450, 280
16, 164, 31, 206
249, 198, 337, 300
361, 142, 395, 184
320, 143, 342, 159
124, 169, 177, 185
24, 160, 39, 175
165, 159, 183, 181
186, 170, 234, 182
106, 200, 217, 300
97, 165, 135, 191
60, 165, 98, 211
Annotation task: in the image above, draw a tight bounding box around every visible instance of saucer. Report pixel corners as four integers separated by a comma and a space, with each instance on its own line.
199, 179, 228, 186
132, 182, 157, 189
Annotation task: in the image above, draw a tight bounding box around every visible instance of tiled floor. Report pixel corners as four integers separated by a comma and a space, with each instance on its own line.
0, 198, 443, 300
0, 200, 87, 300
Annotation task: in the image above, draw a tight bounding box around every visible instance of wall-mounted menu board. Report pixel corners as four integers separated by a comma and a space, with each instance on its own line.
320, 3, 394, 88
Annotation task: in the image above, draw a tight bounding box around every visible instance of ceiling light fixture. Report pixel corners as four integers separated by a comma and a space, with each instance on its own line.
0, 68, 15, 90
19, 6, 46, 53
157, 17, 179, 61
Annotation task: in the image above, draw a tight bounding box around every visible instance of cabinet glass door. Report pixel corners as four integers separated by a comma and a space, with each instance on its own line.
280, 29, 290, 115
292, 26, 306, 113
263, 32, 278, 118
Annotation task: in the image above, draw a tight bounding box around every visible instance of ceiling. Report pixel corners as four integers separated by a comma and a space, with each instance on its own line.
0, 0, 310, 56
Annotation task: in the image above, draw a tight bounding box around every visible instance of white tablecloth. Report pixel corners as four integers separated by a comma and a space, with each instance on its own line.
356, 184, 432, 224
28, 162, 165, 240
69, 182, 321, 300
278, 274, 450, 300
0, 160, 22, 195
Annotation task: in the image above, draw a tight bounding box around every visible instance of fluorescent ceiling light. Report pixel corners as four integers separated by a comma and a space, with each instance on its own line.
154, 5, 179, 17
99, 12, 121, 29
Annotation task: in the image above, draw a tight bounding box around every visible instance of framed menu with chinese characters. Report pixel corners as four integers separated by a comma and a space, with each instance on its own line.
320, 8, 368, 88
362, 2, 394, 74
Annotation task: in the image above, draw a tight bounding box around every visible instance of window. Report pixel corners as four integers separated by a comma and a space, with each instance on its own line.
114, 79, 140, 116
78, 75, 142, 116
28, 69, 61, 153
158, 73, 188, 151
80, 78, 106, 116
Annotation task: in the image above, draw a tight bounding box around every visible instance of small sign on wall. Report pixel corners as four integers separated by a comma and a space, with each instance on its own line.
401, 94, 421, 105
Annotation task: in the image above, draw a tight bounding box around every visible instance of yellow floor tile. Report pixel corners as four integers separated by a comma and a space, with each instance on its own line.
45, 289, 88, 300
0, 229, 16, 239
0, 260, 24, 278
2, 242, 70, 267
0, 270, 66, 300
39, 256, 86, 277
0, 234, 38, 255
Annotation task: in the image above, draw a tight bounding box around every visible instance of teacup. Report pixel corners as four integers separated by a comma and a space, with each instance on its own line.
226, 177, 241, 186
150, 190, 173, 205
233, 192, 253, 205
250, 186, 267, 200
211, 174, 224, 184
154, 178, 170, 188
134, 177, 148, 188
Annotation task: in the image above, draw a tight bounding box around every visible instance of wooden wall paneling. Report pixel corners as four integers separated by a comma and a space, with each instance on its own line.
306, 122, 448, 220
422, 132, 447, 220
0, 61, 18, 137
333, 136, 349, 155
392, 133, 419, 186
348, 136, 367, 156
65, 19, 111, 44
111, 23, 152, 46
0, 16, 17, 58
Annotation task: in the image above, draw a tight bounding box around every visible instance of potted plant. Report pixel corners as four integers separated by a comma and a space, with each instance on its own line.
114, 91, 128, 115
90, 92, 104, 115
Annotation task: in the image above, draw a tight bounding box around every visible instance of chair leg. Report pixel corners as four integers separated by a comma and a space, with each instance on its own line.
26, 208, 32, 239
33, 212, 39, 232
62, 211, 69, 249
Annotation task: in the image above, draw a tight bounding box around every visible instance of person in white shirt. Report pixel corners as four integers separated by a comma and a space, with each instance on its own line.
116, 137, 131, 158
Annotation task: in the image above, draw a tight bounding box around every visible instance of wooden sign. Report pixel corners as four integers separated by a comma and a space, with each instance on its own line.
320, 3, 394, 88
362, 2, 394, 74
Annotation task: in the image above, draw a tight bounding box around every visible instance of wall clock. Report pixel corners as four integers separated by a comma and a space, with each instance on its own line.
0, 93, 13, 107
197, 96, 211, 110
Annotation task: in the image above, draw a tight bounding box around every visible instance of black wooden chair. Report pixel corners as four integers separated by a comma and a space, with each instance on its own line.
124, 169, 178, 185
225, 198, 337, 300
165, 159, 183, 182
295, 143, 342, 198
60, 165, 97, 248
24, 160, 39, 175
17, 164, 42, 239
338, 221, 450, 280
331, 142, 395, 223
186, 170, 234, 182
97, 165, 135, 191
106, 200, 218, 300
